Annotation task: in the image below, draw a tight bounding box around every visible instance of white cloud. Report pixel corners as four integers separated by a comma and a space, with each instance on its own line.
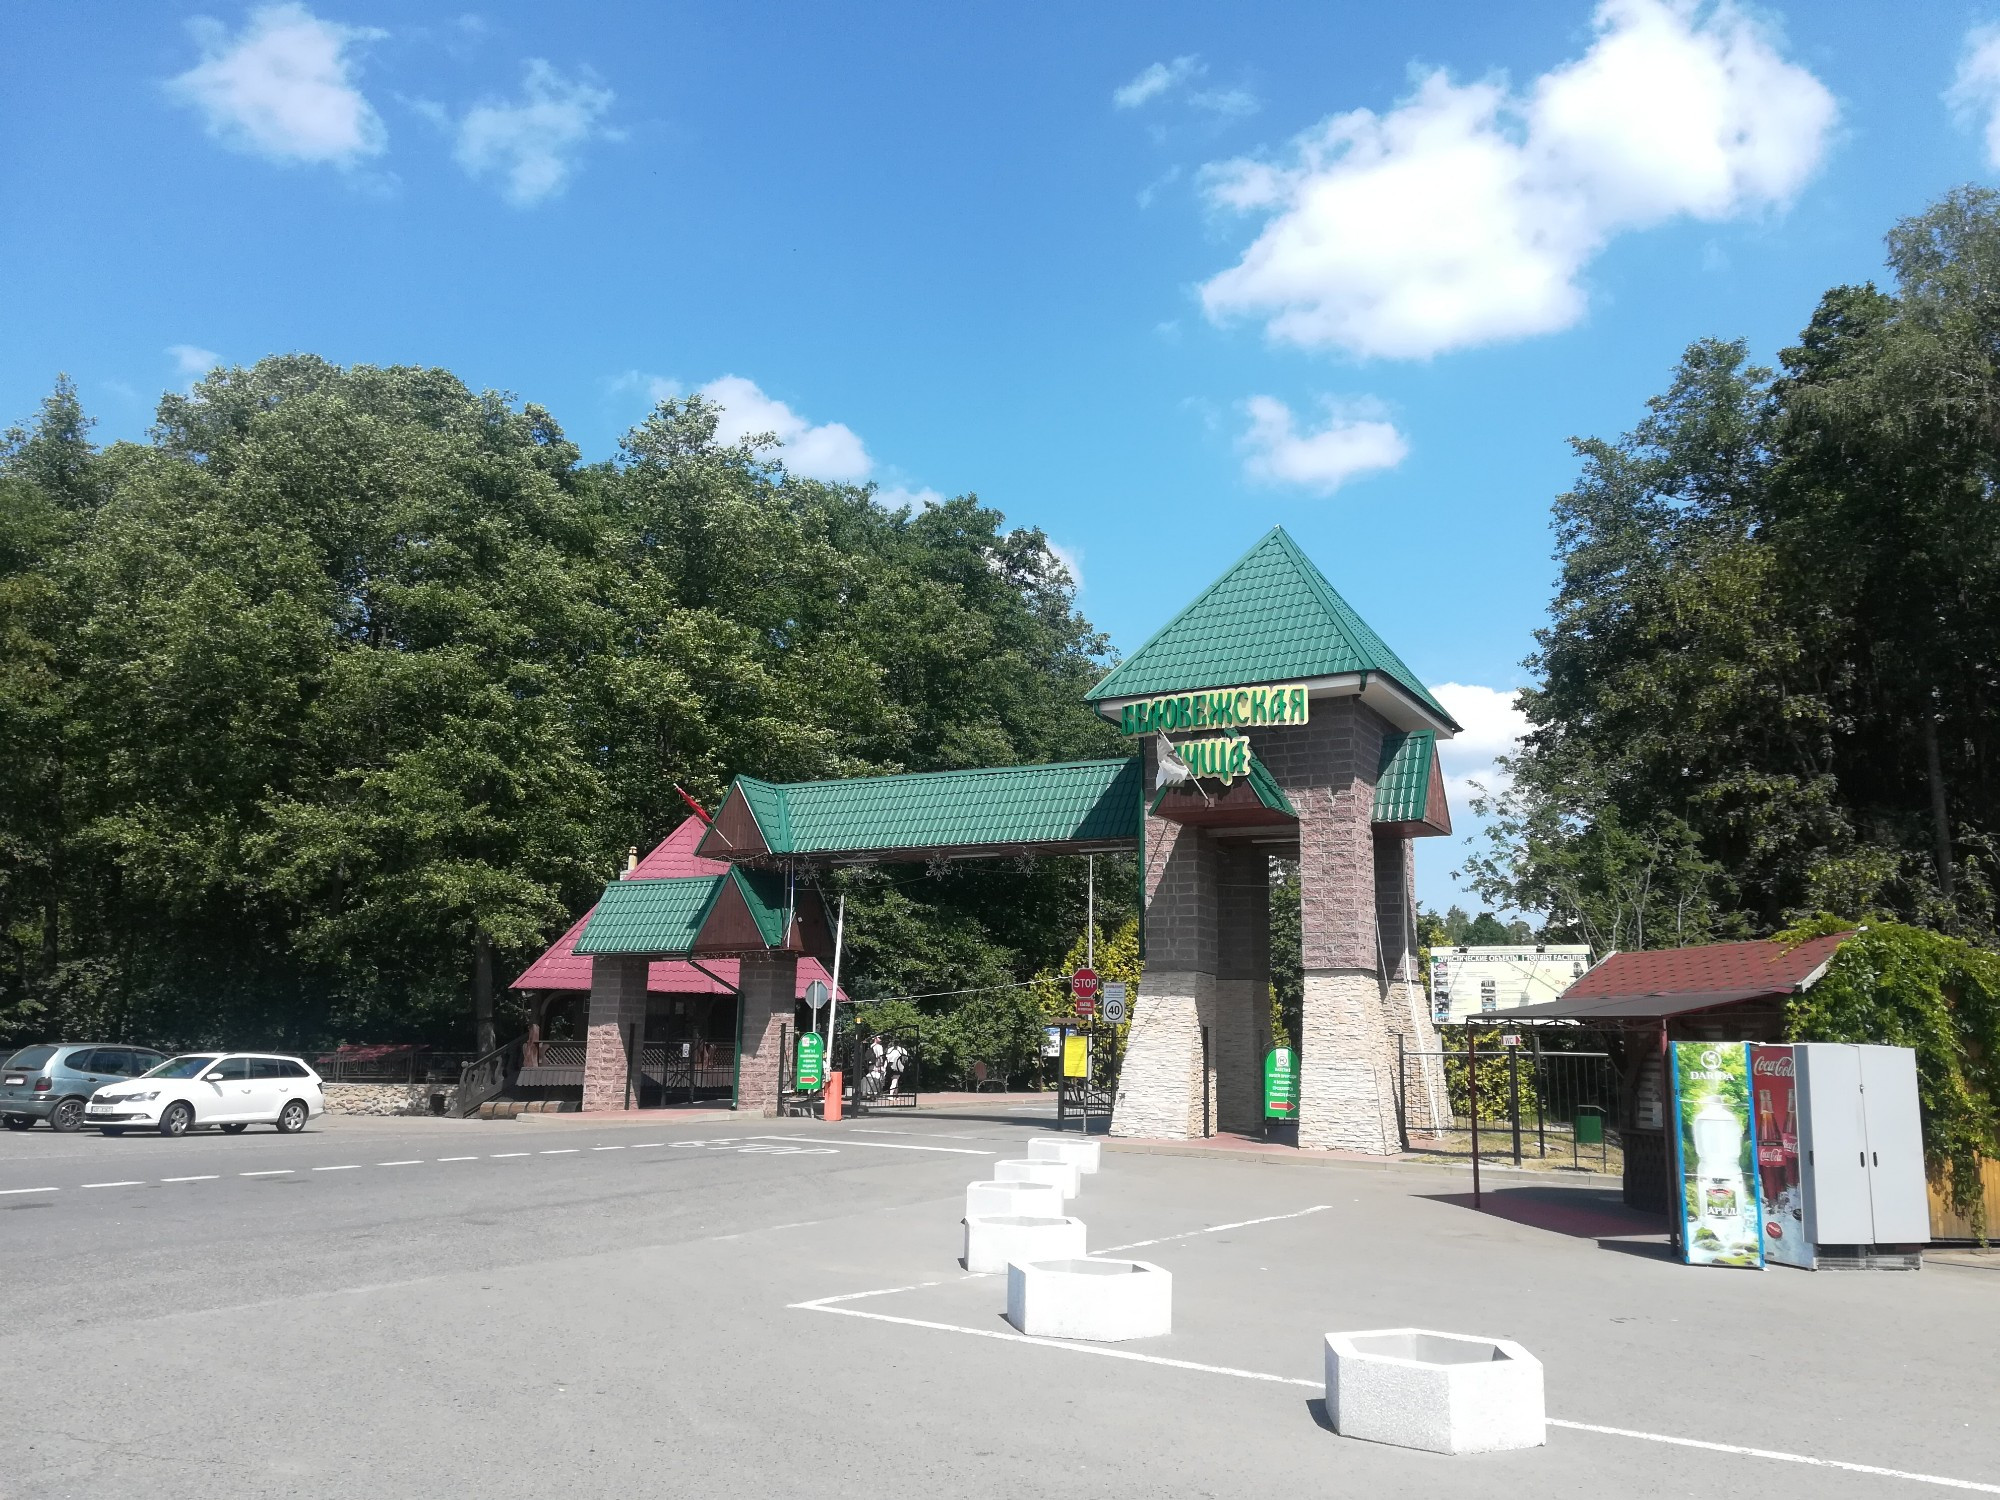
1115, 56, 1201, 109
1948, 25, 2000, 165
169, 3, 386, 166
1190, 87, 1259, 118
1238, 395, 1408, 493
1046, 540, 1084, 591
607, 370, 680, 407
168, 345, 219, 381
1431, 683, 1530, 806
453, 60, 616, 206
1200, 0, 1835, 359
699, 375, 873, 482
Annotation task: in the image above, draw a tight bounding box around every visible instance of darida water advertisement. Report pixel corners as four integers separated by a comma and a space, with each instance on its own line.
1749, 1043, 1813, 1268
1670, 1041, 1766, 1268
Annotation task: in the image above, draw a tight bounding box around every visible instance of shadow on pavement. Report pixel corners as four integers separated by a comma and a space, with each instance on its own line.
1421, 1184, 1669, 1251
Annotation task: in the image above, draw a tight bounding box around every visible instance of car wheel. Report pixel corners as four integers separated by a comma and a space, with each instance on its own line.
3, 1114, 33, 1131
101, 1128, 126, 1137
49, 1097, 85, 1133
158, 1101, 194, 1137
220, 1122, 249, 1134
275, 1100, 309, 1134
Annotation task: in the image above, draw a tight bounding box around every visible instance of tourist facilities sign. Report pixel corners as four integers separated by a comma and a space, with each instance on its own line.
1264, 1046, 1298, 1119
1669, 1042, 1765, 1269
1117, 682, 1308, 736
1101, 982, 1127, 1025
795, 1031, 825, 1091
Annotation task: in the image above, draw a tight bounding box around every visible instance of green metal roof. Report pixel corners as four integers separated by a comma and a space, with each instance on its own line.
1373, 730, 1437, 824
1147, 752, 1299, 818
723, 757, 1143, 857
730, 867, 792, 947
574, 876, 723, 956
1085, 527, 1457, 727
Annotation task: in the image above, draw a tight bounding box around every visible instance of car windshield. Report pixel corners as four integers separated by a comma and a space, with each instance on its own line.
144, 1054, 223, 1079
4, 1046, 57, 1070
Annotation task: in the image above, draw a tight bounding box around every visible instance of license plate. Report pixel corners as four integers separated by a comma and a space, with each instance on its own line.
87, 1103, 111, 1112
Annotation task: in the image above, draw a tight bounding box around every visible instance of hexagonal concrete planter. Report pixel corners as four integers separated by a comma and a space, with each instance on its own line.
961, 1214, 1087, 1274
994, 1158, 1079, 1199
1028, 1137, 1101, 1175
1006, 1258, 1171, 1341
1324, 1329, 1545, 1455
965, 1179, 1064, 1219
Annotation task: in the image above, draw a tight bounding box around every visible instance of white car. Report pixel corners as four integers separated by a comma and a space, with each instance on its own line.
85, 1052, 326, 1136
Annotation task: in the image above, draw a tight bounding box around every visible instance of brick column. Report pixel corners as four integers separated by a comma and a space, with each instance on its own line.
1113, 741, 1218, 1140
583, 954, 649, 1112
1253, 700, 1401, 1153
1378, 833, 1448, 1137
735, 953, 798, 1117
1215, 843, 1270, 1133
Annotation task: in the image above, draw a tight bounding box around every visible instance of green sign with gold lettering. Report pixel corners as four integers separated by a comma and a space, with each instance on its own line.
1119, 683, 1308, 736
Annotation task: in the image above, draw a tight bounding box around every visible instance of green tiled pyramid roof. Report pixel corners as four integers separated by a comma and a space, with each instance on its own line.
721, 758, 1143, 858
1373, 730, 1437, 824
1085, 527, 1457, 727
574, 875, 723, 956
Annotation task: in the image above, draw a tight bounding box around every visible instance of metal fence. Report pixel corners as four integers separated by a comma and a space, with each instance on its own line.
317, 1048, 476, 1084
1398, 1034, 1623, 1174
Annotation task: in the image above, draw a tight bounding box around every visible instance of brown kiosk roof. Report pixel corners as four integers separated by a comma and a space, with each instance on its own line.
1501, 932, 1851, 1021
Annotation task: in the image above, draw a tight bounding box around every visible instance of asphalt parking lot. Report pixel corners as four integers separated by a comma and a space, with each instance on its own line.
0, 1103, 1994, 1500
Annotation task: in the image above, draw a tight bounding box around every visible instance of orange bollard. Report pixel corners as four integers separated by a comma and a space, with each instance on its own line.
822, 1071, 842, 1122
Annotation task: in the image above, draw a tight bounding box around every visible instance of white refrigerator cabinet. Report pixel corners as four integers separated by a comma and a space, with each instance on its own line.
1796, 1042, 1929, 1267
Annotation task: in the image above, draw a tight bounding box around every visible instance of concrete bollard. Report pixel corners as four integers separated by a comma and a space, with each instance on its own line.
1324, 1329, 1545, 1454
994, 1158, 1079, 1199
961, 1214, 1086, 1274
966, 1179, 1064, 1219
1028, 1137, 1101, 1174
1006, 1258, 1171, 1341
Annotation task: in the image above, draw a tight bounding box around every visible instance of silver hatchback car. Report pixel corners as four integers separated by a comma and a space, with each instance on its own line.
1, 1044, 169, 1132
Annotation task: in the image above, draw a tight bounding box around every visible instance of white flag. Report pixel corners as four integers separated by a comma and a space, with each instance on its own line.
1155, 733, 1193, 792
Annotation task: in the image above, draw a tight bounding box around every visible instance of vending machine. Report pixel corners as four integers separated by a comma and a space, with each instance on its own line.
1794, 1043, 1930, 1269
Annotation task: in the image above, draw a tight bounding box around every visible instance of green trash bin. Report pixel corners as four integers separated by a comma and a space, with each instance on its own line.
1574, 1109, 1604, 1145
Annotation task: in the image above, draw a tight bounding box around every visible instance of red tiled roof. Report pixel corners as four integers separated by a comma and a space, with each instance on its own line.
1507, 932, 1851, 1020
511, 818, 844, 1000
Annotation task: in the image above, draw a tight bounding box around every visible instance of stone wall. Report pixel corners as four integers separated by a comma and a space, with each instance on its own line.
321, 1081, 459, 1116
736, 953, 798, 1117
582, 953, 649, 1111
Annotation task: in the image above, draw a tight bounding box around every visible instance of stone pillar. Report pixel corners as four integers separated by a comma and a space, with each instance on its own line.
735, 952, 798, 1117
1215, 843, 1271, 1133
1113, 746, 1218, 1140
583, 954, 650, 1112
1254, 700, 1402, 1154
1377, 833, 1448, 1138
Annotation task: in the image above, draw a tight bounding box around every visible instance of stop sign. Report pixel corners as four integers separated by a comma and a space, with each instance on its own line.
1070, 967, 1100, 1001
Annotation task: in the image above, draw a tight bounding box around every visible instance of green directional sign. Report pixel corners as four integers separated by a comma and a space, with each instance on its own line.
796, 1031, 825, 1091
1264, 1046, 1298, 1119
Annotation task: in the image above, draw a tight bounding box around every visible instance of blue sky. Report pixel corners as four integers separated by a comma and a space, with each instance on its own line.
5, 1, 1999, 914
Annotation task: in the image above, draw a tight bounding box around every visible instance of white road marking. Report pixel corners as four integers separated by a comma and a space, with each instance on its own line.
853, 1128, 982, 1141
161, 1175, 218, 1183
240, 1170, 292, 1177
750, 1136, 990, 1155
0, 1186, 58, 1196
377, 1160, 421, 1167
82, 1181, 146, 1189
1099, 1204, 1331, 1253
539, 1149, 578, 1155
313, 1165, 360, 1172
591, 1145, 624, 1151
436, 1156, 477, 1162
793, 1301, 2000, 1494
1546, 1420, 2000, 1493
629, 1142, 664, 1149
491, 1152, 529, 1158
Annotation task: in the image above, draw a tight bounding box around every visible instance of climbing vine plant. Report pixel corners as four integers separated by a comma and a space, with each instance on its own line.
1782, 917, 2000, 1231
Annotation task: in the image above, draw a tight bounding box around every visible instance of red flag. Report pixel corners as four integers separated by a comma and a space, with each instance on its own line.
675, 784, 712, 825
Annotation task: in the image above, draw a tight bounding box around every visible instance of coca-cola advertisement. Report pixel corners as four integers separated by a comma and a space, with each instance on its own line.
1749, 1044, 1812, 1268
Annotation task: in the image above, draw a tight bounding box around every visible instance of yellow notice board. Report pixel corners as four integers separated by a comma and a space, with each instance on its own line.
1062, 1034, 1090, 1079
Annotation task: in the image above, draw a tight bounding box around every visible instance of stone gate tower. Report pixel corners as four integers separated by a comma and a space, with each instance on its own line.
1086, 529, 1458, 1152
